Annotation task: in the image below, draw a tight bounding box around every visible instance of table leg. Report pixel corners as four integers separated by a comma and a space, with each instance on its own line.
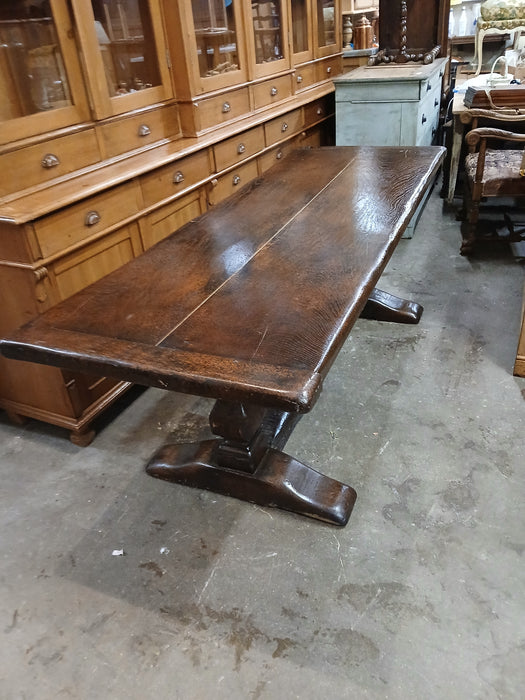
447, 114, 464, 204
146, 399, 356, 526
360, 288, 423, 324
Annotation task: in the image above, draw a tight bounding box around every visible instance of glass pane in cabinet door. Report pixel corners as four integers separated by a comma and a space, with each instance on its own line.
90, 0, 161, 97
0, 1, 72, 121
251, 1, 284, 64
291, 0, 308, 54
317, 0, 335, 47
192, 0, 241, 78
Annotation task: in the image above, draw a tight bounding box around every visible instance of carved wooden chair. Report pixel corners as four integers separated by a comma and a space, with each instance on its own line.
460, 108, 525, 255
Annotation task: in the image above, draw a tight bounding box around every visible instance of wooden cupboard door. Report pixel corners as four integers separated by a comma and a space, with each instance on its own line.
140, 190, 206, 250
49, 223, 143, 301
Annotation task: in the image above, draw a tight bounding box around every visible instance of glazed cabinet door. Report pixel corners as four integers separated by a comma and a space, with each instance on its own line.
70, 0, 173, 119
314, 0, 340, 57
163, 0, 248, 98
0, 0, 90, 145
244, 0, 290, 79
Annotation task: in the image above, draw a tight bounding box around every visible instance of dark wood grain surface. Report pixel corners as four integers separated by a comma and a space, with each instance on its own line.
1, 147, 445, 414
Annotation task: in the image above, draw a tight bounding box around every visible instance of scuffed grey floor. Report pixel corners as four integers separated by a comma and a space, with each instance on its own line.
1, 183, 524, 699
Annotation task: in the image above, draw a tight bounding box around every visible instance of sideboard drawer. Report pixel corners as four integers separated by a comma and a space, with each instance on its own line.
213, 126, 264, 171
294, 64, 316, 92
194, 88, 251, 132
207, 160, 259, 207
304, 95, 334, 126
140, 148, 212, 208
264, 108, 304, 146
316, 55, 343, 83
0, 130, 100, 198
251, 74, 293, 110
99, 105, 181, 159
33, 183, 141, 259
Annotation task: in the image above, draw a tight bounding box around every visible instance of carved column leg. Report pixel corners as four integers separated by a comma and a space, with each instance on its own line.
146, 399, 356, 526
360, 288, 423, 324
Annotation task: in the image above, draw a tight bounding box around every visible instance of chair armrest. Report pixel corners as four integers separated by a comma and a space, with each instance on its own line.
461, 108, 525, 126
466, 127, 525, 148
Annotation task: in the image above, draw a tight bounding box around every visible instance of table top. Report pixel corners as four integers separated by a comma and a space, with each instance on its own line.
1, 146, 445, 413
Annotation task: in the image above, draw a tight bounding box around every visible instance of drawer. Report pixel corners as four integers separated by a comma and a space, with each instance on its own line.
259, 141, 296, 174
98, 105, 181, 159
0, 130, 100, 199
50, 223, 143, 301
194, 87, 251, 132
213, 126, 264, 171
304, 95, 334, 126
294, 64, 316, 92
33, 182, 142, 260
140, 148, 211, 208
264, 108, 304, 146
315, 55, 343, 83
251, 74, 293, 110
140, 189, 206, 250
207, 160, 259, 207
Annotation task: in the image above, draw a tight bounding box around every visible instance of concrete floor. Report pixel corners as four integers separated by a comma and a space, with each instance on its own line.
1, 183, 525, 699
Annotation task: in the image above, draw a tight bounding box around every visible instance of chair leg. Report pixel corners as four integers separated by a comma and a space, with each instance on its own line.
460, 189, 479, 255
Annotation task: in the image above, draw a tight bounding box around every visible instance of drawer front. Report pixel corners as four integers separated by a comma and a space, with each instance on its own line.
140, 190, 206, 250
34, 183, 141, 259
62, 370, 123, 418
316, 55, 343, 83
252, 74, 293, 110
50, 223, 142, 301
213, 126, 264, 172
207, 160, 259, 207
294, 63, 316, 92
264, 108, 304, 146
195, 88, 251, 132
99, 106, 181, 159
141, 149, 211, 208
0, 130, 100, 199
259, 141, 296, 174
304, 95, 334, 127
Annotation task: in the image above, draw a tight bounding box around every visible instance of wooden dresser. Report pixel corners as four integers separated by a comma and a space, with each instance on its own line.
0, 0, 342, 444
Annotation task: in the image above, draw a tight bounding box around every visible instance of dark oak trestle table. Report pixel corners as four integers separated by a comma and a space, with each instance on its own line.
0, 146, 445, 526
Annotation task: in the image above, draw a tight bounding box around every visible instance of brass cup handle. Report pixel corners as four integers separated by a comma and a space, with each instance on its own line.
41, 153, 60, 169
84, 211, 101, 227
173, 171, 185, 184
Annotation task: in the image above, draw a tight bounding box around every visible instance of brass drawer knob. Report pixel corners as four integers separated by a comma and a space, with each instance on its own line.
41, 153, 60, 169
138, 124, 151, 136
317, 107, 323, 116
173, 171, 184, 184
276, 150, 283, 160
281, 122, 288, 132
326, 66, 332, 74
84, 211, 101, 227
222, 102, 231, 113
270, 86, 278, 96
232, 175, 241, 186
297, 75, 303, 83
237, 143, 246, 154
